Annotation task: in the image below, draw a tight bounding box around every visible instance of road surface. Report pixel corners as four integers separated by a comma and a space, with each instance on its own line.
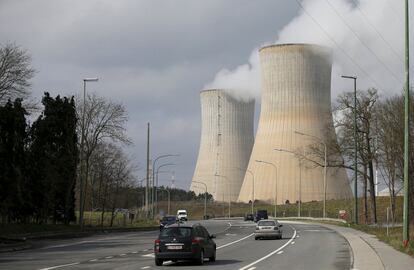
0, 219, 351, 270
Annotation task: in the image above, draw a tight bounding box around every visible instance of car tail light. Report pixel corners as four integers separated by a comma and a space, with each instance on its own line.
154, 239, 160, 252
192, 237, 202, 245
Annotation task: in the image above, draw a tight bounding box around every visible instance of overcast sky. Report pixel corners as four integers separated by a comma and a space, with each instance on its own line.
0, 0, 407, 190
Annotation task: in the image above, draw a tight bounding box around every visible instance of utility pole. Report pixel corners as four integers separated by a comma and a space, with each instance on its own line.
145, 123, 150, 216
403, 0, 410, 248
79, 77, 98, 231
341, 75, 358, 224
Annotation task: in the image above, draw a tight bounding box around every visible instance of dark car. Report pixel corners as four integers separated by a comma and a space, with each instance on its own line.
244, 213, 254, 221
254, 210, 268, 222
154, 223, 216, 266
159, 215, 177, 230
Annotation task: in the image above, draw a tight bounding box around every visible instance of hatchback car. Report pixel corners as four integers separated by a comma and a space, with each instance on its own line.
254, 220, 283, 240
154, 223, 216, 266
159, 215, 177, 230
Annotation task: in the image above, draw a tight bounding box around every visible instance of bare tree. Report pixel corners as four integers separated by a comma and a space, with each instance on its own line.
302, 89, 379, 223
76, 93, 131, 226
0, 43, 35, 104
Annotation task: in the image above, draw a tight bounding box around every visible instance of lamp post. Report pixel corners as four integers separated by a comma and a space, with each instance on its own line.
151, 154, 179, 218
157, 188, 171, 215
294, 131, 327, 218
255, 160, 278, 217
403, 0, 410, 247
193, 180, 208, 219
154, 163, 175, 218
341, 75, 358, 224
215, 174, 231, 218
274, 148, 302, 217
79, 77, 98, 230
240, 168, 255, 215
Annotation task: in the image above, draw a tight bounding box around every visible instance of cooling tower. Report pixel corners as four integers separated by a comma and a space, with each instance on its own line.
190, 89, 254, 202
238, 44, 352, 204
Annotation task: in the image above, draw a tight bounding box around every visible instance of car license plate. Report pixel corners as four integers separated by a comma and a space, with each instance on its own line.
167, 245, 182, 250
262, 227, 272, 230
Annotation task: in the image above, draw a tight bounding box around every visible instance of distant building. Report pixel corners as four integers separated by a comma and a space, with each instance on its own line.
238, 44, 352, 203
190, 89, 254, 202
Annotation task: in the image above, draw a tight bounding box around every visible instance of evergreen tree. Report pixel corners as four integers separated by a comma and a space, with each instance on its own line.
29, 93, 78, 224
0, 99, 28, 223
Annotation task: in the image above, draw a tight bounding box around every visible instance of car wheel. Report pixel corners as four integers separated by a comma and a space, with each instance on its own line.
197, 250, 204, 265
209, 250, 216, 262
155, 258, 163, 266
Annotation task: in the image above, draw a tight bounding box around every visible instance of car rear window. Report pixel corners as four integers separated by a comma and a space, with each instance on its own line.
258, 221, 276, 226
160, 227, 192, 238
163, 216, 175, 221
178, 211, 186, 215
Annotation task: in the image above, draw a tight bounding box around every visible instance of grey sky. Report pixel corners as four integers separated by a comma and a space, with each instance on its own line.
0, 0, 406, 191
0, 0, 299, 189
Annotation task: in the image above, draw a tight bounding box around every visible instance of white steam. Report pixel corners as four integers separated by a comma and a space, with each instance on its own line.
206, 0, 405, 101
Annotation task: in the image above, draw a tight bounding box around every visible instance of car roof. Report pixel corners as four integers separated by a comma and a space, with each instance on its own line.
163, 223, 193, 229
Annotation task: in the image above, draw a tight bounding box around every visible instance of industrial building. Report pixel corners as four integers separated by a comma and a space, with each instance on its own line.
237, 43, 352, 203
190, 89, 255, 202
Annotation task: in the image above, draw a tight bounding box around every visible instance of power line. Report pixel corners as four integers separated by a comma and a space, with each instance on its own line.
350, 0, 404, 63
324, 0, 403, 85
294, 0, 382, 89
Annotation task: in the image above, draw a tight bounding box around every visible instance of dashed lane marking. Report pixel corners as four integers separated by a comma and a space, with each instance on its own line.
247, 267, 256, 270
238, 226, 297, 270
37, 262, 80, 270
105, 256, 113, 259
141, 266, 151, 269
89, 259, 98, 262
277, 251, 284, 255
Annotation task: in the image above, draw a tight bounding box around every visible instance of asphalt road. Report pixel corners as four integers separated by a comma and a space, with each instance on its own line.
0, 219, 352, 270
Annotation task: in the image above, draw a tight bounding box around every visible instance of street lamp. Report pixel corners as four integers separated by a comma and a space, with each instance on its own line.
154, 163, 175, 217
193, 180, 208, 219
255, 160, 278, 217
295, 131, 327, 218
79, 77, 98, 230
151, 154, 179, 217
274, 148, 302, 217
215, 174, 231, 218
157, 188, 171, 215
341, 75, 358, 224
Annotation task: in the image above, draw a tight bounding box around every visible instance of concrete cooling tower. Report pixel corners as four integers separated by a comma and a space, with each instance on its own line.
190, 89, 254, 202
238, 44, 352, 204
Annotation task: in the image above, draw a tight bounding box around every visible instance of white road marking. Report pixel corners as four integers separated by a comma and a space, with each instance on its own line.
37, 262, 80, 270
238, 226, 297, 270
277, 251, 284, 255
105, 256, 113, 259
225, 233, 237, 236
40, 241, 92, 249
142, 253, 155, 258
141, 266, 151, 269
291, 241, 295, 245
120, 253, 127, 256
89, 259, 98, 262
247, 267, 256, 270
132, 251, 138, 254
217, 233, 254, 249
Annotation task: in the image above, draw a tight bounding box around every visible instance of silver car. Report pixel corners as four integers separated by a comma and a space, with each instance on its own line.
254, 220, 283, 240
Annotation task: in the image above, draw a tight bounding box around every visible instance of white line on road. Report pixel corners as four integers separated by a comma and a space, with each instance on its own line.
132, 251, 138, 254
291, 241, 295, 245
217, 233, 254, 249
141, 266, 151, 269
277, 251, 284, 255
247, 267, 256, 270
89, 259, 98, 262
238, 226, 297, 270
120, 253, 127, 256
37, 262, 80, 270
105, 256, 113, 259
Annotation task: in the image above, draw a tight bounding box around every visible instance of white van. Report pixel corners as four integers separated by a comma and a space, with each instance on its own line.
177, 209, 188, 221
